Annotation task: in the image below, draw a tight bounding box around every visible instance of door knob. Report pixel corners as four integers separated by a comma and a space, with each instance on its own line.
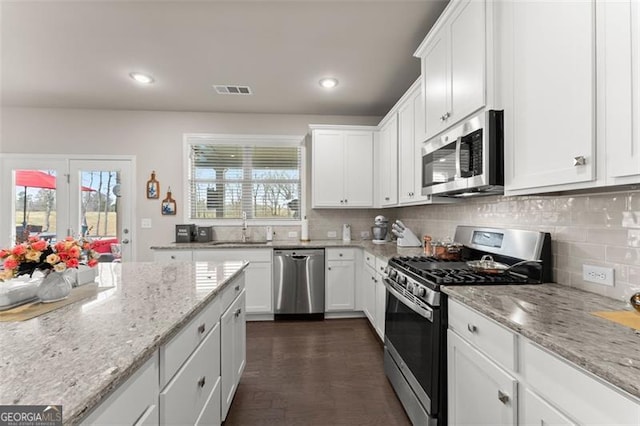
573, 156, 586, 166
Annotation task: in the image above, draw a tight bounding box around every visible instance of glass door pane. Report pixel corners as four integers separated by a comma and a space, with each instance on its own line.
0, 158, 68, 247
69, 160, 133, 262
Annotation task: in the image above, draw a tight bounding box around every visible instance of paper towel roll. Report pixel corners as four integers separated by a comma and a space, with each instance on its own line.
300, 216, 309, 241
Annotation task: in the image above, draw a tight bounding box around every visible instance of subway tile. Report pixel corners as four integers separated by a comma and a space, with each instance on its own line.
606, 246, 640, 266
588, 194, 626, 212
571, 211, 606, 226
585, 228, 629, 247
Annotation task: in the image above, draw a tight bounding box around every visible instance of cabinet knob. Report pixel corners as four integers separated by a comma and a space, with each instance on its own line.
339, 253, 343, 257
467, 324, 478, 333
498, 390, 510, 404
170, 255, 176, 260
385, 197, 390, 201
328, 267, 332, 271
198, 376, 206, 388
235, 285, 240, 291
197, 324, 206, 334
344, 199, 348, 203
443, 111, 450, 120
573, 156, 586, 166
340, 200, 344, 204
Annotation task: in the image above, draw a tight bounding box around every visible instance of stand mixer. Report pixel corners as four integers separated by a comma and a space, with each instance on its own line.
371, 215, 389, 244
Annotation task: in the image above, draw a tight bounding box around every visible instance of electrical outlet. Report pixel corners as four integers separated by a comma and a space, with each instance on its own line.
327, 231, 337, 238
361, 231, 370, 239
582, 265, 614, 286
288, 231, 298, 238
141, 218, 152, 229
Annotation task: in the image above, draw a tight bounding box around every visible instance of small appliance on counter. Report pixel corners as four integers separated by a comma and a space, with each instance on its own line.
391, 220, 422, 247
372, 215, 389, 244
175, 224, 197, 243
342, 223, 351, 242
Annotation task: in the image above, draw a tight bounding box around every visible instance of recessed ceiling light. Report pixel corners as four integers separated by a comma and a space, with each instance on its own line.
129, 72, 154, 84
319, 78, 338, 89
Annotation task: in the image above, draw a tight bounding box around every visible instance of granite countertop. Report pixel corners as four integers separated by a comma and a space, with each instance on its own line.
150, 239, 424, 260
0, 260, 247, 424
443, 284, 640, 400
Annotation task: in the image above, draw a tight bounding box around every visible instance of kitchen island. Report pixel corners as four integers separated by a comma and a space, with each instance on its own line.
0, 260, 247, 424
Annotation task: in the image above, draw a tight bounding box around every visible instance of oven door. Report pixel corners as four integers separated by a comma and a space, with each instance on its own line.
384, 280, 441, 416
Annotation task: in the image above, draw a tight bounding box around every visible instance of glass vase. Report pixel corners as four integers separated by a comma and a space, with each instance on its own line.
37, 270, 73, 303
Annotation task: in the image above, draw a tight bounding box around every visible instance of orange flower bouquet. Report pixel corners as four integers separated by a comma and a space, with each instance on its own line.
0, 236, 99, 282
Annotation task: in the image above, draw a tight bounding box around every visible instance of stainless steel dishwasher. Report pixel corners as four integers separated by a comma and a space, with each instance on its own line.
273, 248, 325, 320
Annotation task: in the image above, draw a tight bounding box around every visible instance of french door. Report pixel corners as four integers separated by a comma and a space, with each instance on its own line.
0, 155, 135, 261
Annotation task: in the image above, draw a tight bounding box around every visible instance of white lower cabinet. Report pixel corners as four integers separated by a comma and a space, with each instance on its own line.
373, 257, 387, 339
448, 330, 517, 426
362, 262, 376, 324
521, 388, 575, 426
82, 354, 159, 425
160, 323, 221, 425
325, 249, 356, 312
361, 251, 386, 341
221, 289, 246, 421
448, 298, 640, 426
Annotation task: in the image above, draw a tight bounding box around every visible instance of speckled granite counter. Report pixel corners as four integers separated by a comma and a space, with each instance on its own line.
0, 260, 247, 424
443, 284, 640, 400
151, 239, 424, 260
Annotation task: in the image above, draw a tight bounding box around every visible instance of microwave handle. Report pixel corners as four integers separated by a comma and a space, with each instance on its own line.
455, 136, 462, 179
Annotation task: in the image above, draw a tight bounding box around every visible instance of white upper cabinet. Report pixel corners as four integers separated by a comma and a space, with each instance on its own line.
498, 0, 596, 193
378, 116, 398, 207
311, 126, 375, 208
601, 0, 640, 184
416, 0, 487, 141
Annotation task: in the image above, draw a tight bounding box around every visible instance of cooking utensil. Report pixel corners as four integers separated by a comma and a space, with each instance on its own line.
631, 293, 640, 313
466, 255, 542, 275
431, 240, 463, 260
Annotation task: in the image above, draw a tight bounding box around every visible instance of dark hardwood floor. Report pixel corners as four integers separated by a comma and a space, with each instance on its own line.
224, 318, 411, 426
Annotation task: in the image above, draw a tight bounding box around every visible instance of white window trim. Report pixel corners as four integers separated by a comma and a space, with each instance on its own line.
183, 133, 306, 226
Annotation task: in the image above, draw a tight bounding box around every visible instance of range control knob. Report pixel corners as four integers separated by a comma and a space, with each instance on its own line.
398, 275, 407, 285
417, 287, 427, 298
389, 269, 397, 280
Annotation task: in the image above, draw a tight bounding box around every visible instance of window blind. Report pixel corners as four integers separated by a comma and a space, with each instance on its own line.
188, 142, 302, 220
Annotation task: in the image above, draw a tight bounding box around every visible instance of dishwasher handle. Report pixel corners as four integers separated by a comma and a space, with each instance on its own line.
290, 255, 309, 260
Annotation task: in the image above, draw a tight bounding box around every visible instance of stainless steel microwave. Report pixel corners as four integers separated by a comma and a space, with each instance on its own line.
421, 109, 504, 198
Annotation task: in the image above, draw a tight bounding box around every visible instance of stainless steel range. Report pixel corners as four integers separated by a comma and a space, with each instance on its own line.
383, 226, 552, 426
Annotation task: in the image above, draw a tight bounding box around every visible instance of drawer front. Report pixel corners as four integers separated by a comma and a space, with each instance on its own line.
219, 272, 246, 314
326, 248, 356, 261
83, 353, 159, 425
375, 256, 388, 274
521, 338, 640, 425
154, 250, 192, 261
194, 248, 272, 262
160, 296, 222, 387
364, 251, 376, 269
195, 376, 221, 426
160, 322, 221, 425
448, 299, 516, 371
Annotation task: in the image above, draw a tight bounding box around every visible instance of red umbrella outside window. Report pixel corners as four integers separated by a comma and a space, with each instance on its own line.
15, 170, 95, 228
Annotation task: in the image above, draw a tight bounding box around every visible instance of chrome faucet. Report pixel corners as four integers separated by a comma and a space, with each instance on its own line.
241, 211, 248, 242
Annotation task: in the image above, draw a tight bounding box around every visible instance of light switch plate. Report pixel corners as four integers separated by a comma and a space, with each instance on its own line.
141, 218, 152, 229
582, 264, 614, 286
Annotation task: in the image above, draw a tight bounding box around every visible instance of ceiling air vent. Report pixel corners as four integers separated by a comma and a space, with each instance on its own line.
213, 84, 253, 95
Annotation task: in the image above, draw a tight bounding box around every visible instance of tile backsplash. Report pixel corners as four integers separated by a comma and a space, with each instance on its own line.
392, 190, 640, 302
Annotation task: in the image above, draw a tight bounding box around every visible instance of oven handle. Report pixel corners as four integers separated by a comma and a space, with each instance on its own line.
384, 279, 433, 322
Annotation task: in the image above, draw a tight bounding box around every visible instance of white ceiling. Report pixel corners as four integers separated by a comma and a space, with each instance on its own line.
1, 0, 448, 116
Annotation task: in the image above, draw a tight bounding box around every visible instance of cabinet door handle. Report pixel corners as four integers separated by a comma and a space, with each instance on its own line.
235, 285, 240, 291
344, 199, 348, 203
198, 376, 206, 388
498, 390, 509, 404
385, 197, 390, 201
340, 200, 344, 204
235, 308, 242, 317
197, 324, 206, 334
573, 155, 586, 166
467, 324, 477, 333
443, 112, 450, 120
